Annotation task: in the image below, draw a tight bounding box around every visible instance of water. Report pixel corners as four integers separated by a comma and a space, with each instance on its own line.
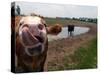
48, 27, 90, 41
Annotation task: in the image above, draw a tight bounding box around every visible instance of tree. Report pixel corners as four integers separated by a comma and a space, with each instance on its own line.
17, 5, 21, 15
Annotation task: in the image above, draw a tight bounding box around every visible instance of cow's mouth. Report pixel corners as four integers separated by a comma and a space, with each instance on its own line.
25, 43, 43, 56
19, 24, 46, 56
19, 25, 44, 47
34, 36, 44, 43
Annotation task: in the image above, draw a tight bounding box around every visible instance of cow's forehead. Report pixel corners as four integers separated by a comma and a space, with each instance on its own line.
21, 16, 42, 25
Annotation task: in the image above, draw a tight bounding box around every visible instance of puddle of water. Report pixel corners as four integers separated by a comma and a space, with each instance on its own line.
48, 27, 90, 41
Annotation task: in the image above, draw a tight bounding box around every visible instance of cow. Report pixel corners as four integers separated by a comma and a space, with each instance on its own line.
11, 15, 62, 73
68, 25, 75, 37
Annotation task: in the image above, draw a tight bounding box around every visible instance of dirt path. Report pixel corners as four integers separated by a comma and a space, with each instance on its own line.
44, 22, 97, 71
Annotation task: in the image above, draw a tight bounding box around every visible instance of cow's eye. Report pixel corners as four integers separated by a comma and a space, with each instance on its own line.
38, 24, 44, 30
20, 23, 22, 26
20, 21, 24, 26
44, 23, 47, 26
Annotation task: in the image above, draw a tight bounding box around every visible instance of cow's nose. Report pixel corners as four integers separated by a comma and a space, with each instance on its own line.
29, 25, 40, 35
22, 26, 29, 32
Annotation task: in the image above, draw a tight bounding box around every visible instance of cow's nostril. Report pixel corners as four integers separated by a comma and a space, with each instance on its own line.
38, 24, 44, 30
22, 24, 29, 28
21, 24, 29, 32
35, 36, 44, 43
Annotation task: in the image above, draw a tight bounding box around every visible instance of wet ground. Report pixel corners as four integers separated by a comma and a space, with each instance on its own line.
48, 27, 90, 41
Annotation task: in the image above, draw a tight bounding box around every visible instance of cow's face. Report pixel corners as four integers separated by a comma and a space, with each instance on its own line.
18, 16, 47, 56
18, 16, 62, 56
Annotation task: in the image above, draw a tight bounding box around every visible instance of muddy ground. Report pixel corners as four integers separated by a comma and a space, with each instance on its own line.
44, 22, 97, 71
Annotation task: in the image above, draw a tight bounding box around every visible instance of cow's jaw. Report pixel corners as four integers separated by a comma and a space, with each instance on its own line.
18, 16, 47, 56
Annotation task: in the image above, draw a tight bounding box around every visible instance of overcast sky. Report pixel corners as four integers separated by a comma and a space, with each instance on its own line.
15, 1, 97, 18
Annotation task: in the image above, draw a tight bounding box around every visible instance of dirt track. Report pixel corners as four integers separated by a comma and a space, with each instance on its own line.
45, 22, 97, 71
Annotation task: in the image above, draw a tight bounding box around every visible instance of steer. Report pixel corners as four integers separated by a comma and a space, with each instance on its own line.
11, 15, 62, 73
68, 25, 75, 36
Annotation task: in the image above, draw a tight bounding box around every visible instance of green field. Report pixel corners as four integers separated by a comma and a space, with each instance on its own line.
44, 18, 96, 26
48, 37, 97, 71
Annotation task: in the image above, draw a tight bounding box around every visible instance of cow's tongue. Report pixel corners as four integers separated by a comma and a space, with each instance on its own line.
20, 26, 39, 47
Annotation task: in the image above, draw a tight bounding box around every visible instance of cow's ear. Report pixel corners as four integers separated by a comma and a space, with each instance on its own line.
47, 24, 62, 35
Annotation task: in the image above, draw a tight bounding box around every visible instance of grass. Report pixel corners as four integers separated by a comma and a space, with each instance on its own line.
44, 18, 95, 26
74, 37, 97, 69
48, 37, 97, 71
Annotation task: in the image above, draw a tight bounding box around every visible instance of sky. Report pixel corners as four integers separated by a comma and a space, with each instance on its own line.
15, 1, 97, 18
